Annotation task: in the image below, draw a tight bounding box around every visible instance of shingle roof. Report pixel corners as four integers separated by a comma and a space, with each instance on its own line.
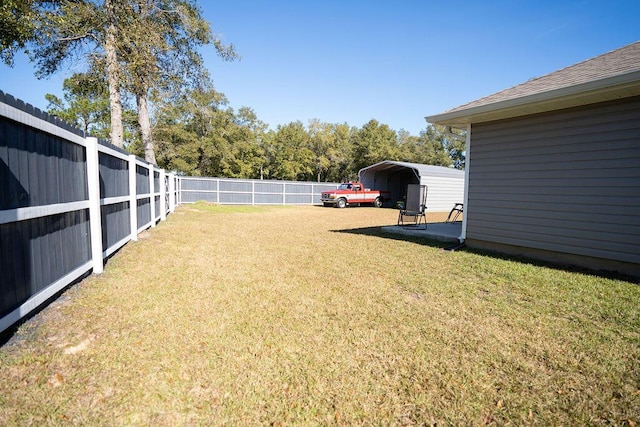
450, 41, 640, 113
426, 41, 640, 126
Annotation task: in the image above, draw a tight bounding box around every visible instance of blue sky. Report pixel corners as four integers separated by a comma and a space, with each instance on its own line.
1, 0, 639, 135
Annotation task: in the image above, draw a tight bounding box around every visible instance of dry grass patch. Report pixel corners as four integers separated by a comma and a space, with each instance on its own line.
1, 204, 638, 425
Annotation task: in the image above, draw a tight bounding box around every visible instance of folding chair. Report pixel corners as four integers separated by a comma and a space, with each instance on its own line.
446, 203, 464, 223
397, 184, 427, 229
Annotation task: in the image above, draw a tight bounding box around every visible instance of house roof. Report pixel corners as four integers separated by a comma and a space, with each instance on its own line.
358, 160, 464, 180
426, 41, 640, 128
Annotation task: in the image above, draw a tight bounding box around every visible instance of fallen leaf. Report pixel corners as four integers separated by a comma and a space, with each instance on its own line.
48, 373, 64, 387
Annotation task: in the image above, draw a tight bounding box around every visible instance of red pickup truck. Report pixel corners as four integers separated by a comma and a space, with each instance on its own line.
321, 182, 389, 208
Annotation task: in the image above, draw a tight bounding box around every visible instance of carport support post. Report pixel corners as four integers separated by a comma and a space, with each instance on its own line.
86, 137, 104, 275
459, 124, 471, 242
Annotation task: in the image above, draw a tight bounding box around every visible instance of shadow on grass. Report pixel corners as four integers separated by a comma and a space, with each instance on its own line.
332, 226, 639, 284
463, 246, 640, 284
331, 226, 451, 250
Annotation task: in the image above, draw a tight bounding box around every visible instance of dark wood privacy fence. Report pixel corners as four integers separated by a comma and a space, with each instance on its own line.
0, 92, 178, 334
0, 91, 341, 335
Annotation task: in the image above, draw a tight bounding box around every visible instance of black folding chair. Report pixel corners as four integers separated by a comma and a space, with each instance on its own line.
397, 184, 427, 229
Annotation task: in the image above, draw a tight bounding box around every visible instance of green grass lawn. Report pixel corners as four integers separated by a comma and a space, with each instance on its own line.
1, 204, 638, 425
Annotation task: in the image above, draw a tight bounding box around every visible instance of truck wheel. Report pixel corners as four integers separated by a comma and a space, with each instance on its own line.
336, 198, 347, 208
373, 197, 382, 208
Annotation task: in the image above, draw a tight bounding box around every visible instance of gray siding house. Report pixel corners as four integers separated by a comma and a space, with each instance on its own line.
426, 41, 640, 277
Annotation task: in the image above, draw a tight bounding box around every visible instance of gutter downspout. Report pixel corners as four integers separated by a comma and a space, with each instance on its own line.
459, 124, 471, 243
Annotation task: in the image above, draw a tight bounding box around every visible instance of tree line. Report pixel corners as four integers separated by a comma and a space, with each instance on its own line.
1, 0, 465, 182
46, 79, 465, 181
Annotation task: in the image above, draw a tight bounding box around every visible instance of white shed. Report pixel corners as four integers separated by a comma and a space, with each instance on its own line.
358, 161, 464, 212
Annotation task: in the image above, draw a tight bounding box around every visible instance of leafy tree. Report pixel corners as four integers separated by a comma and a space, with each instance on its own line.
308, 119, 332, 182
224, 106, 268, 178
11, 0, 236, 159
350, 119, 400, 173
0, 0, 38, 65
327, 123, 356, 182
154, 87, 225, 175
45, 72, 111, 137
21, 0, 127, 147
399, 126, 454, 167
153, 86, 266, 178
308, 119, 354, 182
119, 0, 237, 164
397, 129, 421, 162
268, 121, 315, 181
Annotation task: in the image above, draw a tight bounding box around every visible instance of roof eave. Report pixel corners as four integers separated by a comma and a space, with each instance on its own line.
425, 70, 640, 129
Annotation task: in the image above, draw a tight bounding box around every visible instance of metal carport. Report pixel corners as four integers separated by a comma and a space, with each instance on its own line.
358, 161, 464, 212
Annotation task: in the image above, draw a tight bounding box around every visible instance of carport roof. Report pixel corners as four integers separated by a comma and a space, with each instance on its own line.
359, 161, 464, 180
425, 41, 640, 128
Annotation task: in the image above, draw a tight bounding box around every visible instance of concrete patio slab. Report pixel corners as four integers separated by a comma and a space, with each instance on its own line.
381, 221, 462, 243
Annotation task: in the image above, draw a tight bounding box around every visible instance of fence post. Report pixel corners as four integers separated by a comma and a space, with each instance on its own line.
85, 137, 104, 274
169, 173, 176, 212
128, 155, 138, 241
149, 164, 156, 227
282, 182, 286, 206
252, 181, 255, 206
175, 176, 179, 206
160, 169, 167, 221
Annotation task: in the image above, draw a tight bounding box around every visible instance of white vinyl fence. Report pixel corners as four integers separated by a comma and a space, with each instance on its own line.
179, 177, 340, 206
